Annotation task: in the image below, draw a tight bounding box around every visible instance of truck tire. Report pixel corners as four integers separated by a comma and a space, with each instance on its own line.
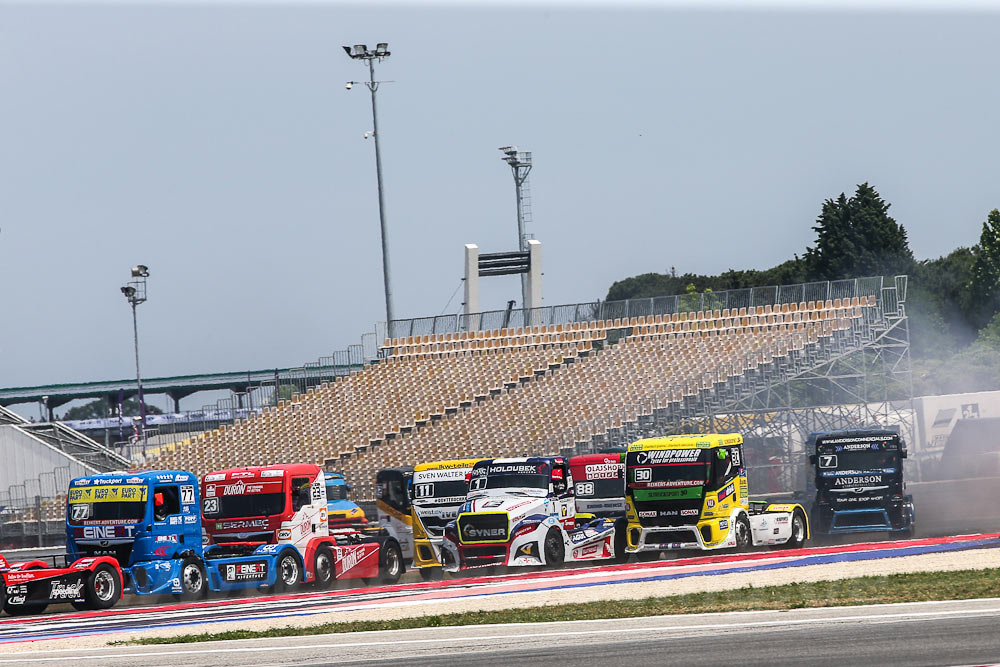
785, 509, 807, 549
771, 510, 806, 549
543, 528, 565, 567
82, 564, 121, 610
613, 519, 630, 563
378, 539, 403, 585
734, 514, 752, 552
274, 551, 302, 592
419, 567, 441, 581
636, 551, 660, 562
313, 546, 335, 590
177, 557, 207, 601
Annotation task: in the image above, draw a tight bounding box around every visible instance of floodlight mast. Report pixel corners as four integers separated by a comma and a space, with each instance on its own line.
500, 146, 533, 310
120, 266, 149, 456
344, 42, 395, 328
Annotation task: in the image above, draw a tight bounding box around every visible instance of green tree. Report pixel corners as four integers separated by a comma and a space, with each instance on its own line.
63, 398, 162, 420
964, 209, 1000, 329
804, 183, 915, 281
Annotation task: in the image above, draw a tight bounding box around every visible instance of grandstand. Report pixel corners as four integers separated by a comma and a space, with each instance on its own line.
143, 275, 912, 501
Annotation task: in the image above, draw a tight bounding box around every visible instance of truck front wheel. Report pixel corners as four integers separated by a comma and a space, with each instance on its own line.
176, 558, 207, 601
275, 552, 302, 592
544, 528, 565, 567
734, 514, 752, 552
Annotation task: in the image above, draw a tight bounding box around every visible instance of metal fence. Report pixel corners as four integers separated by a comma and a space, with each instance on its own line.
384, 276, 889, 339
0, 466, 71, 549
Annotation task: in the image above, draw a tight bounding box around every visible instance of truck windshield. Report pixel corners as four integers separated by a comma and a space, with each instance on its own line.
325, 484, 348, 501
68, 501, 145, 524
576, 477, 625, 499
817, 440, 901, 474
203, 493, 285, 518
627, 448, 711, 489
412, 478, 469, 505
470, 462, 549, 492
67, 484, 147, 524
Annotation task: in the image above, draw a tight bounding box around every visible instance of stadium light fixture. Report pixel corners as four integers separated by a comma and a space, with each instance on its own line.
344, 41, 395, 327
120, 265, 149, 456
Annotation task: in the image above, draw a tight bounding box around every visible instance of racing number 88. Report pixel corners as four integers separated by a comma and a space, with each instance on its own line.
575, 482, 595, 496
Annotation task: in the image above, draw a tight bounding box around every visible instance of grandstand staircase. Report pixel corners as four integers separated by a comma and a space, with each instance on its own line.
0, 405, 130, 473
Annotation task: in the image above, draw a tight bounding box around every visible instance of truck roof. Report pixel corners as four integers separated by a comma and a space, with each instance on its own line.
627, 433, 743, 451
569, 453, 623, 466
414, 458, 486, 472
483, 456, 565, 466
811, 428, 901, 443
70, 470, 195, 486
204, 463, 319, 481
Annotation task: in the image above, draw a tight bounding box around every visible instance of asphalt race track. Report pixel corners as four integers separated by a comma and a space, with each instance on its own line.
5, 598, 1000, 666
0, 533, 997, 647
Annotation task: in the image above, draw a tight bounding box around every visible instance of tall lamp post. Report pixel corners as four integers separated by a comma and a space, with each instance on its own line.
121, 265, 149, 455
344, 42, 395, 329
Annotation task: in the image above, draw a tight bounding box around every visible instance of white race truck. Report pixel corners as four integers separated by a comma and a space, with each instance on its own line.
440, 456, 628, 572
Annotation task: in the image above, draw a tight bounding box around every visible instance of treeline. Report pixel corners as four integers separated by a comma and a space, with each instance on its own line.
605, 183, 1000, 397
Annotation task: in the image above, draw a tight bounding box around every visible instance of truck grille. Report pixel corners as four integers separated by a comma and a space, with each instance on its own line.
646, 529, 698, 544
458, 513, 508, 543
462, 545, 507, 566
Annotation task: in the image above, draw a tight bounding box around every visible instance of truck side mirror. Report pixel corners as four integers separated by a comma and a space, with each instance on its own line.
808, 455, 817, 465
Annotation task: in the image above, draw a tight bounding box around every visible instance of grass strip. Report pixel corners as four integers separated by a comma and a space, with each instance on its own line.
118, 566, 1000, 645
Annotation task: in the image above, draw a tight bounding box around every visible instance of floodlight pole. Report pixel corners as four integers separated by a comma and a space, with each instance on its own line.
367, 57, 394, 327
121, 268, 149, 457
345, 43, 394, 328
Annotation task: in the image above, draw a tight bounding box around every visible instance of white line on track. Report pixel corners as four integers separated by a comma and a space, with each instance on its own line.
7, 604, 1000, 663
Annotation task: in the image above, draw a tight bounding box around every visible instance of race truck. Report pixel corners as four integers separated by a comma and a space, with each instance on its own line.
439, 457, 628, 572
809, 429, 914, 536
624, 434, 809, 559
374, 467, 414, 563
0, 553, 122, 615
409, 458, 485, 579
324, 471, 367, 528
66, 467, 402, 600
202, 464, 404, 592
569, 453, 626, 518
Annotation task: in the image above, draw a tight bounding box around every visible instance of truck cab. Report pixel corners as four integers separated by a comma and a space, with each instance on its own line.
624, 434, 808, 557
66, 470, 204, 596
409, 458, 484, 578
440, 457, 625, 572
568, 453, 626, 518
324, 471, 367, 528
375, 467, 414, 562
809, 429, 914, 536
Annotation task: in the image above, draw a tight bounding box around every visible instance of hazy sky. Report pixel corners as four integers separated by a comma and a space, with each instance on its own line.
2, 1, 998, 405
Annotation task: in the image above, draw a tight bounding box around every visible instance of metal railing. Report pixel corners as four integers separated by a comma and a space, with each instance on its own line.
384, 276, 889, 340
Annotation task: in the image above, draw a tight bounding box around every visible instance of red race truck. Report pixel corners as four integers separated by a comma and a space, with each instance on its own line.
201, 463, 403, 591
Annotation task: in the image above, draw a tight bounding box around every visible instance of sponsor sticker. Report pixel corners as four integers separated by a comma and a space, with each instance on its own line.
68, 485, 147, 504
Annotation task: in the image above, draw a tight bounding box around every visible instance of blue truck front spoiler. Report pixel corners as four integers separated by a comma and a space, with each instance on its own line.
826, 508, 911, 534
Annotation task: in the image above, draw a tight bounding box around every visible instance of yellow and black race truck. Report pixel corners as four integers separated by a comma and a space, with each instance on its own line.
624, 434, 809, 560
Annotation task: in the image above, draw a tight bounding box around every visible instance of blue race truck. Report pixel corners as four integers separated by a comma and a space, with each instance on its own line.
324, 471, 367, 528
66, 467, 402, 599
808, 429, 915, 537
